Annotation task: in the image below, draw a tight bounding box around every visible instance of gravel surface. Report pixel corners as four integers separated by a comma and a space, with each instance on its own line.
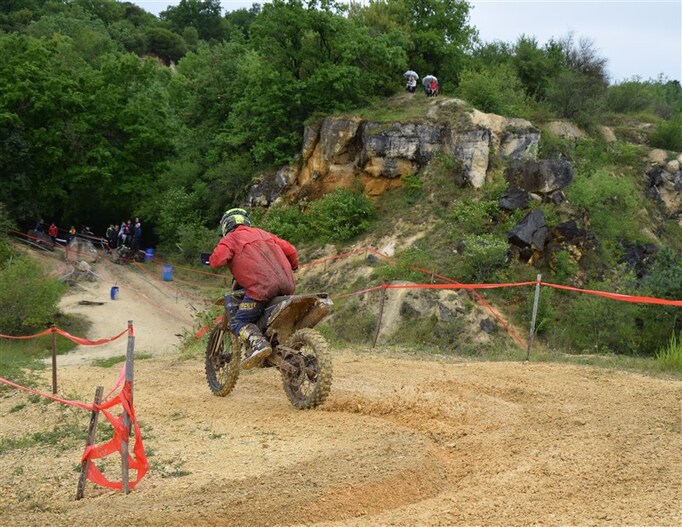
1, 252, 680, 527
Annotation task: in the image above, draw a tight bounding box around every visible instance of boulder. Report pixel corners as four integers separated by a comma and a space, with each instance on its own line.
508, 210, 549, 251
598, 125, 617, 143
620, 243, 659, 278
648, 149, 668, 166
499, 187, 530, 210
666, 160, 680, 174
545, 121, 586, 140
505, 158, 574, 195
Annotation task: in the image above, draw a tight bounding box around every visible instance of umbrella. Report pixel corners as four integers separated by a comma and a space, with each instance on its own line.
403, 70, 419, 80
422, 74, 437, 87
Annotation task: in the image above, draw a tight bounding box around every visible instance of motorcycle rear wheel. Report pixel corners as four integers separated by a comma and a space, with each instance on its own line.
205, 321, 241, 396
281, 328, 332, 409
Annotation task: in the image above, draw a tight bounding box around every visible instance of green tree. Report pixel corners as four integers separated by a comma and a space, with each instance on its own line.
512, 35, 563, 100
146, 27, 188, 64
352, 0, 475, 90
160, 0, 227, 42
546, 34, 608, 123
0, 256, 65, 335
458, 63, 529, 116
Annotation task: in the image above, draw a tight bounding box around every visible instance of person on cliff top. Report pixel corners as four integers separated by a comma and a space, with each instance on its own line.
208, 208, 299, 369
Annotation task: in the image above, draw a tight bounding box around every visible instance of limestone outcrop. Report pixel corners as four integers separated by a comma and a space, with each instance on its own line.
248, 99, 541, 205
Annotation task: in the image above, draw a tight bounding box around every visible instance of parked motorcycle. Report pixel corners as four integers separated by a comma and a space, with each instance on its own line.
204, 282, 333, 409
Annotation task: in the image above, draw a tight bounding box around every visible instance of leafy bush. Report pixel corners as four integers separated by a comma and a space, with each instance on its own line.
564, 290, 641, 354
546, 69, 606, 127
0, 257, 65, 335
154, 187, 201, 252
565, 168, 640, 243
259, 189, 375, 246
604, 81, 653, 114
458, 234, 508, 282
372, 245, 434, 283
176, 223, 218, 263
257, 204, 309, 245
447, 198, 497, 233
458, 63, 530, 117
649, 115, 682, 151
308, 189, 375, 243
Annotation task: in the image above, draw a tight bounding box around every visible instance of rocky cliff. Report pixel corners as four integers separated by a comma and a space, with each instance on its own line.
248, 98, 542, 206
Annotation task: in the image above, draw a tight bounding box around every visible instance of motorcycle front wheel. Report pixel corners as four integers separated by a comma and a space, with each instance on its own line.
205, 321, 241, 396
281, 328, 332, 409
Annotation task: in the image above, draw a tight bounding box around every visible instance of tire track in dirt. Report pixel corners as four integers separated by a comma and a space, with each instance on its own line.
1, 247, 681, 526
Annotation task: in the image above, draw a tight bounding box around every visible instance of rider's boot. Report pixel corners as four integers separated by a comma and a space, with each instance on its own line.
239, 323, 272, 370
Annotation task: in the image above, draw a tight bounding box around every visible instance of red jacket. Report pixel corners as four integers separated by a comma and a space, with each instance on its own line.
209, 225, 298, 301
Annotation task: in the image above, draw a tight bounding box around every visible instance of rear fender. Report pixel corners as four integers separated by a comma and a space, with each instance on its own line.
264, 294, 332, 344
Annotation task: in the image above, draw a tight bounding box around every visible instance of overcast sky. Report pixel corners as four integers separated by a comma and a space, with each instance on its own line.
133, 0, 682, 83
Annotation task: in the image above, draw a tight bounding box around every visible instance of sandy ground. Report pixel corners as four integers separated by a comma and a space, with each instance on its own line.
0, 249, 681, 527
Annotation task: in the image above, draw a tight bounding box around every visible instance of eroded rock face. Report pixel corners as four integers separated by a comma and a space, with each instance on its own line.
645, 148, 682, 220
505, 159, 574, 195
248, 103, 542, 205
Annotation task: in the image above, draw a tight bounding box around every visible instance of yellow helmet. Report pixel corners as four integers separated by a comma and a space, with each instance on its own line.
220, 208, 251, 236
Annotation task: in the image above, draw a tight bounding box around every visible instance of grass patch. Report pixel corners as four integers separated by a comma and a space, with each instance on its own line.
657, 332, 682, 371
0, 419, 84, 454
92, 353, 152, 368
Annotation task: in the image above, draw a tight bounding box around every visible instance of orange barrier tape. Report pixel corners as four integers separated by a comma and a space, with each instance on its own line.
82, 381, 148, 490
194, 315, 221, 339
0, 371, 148, 490
0, 326, 129, 345
541, 281, 682, 306
382, 281, 538, 291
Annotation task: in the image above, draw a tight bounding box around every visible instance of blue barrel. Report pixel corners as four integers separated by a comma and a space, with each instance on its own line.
144, 248, 154, 263
162, 265, 173, 281
110, 286, 119, 300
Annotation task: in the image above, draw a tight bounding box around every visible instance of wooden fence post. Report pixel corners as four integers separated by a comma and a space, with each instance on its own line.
76, 385, 104, 500
372, 281, 387, 348
121, 320, 135, 494
51, 325, 57, 394
526, 274, 542, 361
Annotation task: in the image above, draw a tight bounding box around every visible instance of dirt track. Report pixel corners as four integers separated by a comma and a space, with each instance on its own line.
1, 252, 681, 527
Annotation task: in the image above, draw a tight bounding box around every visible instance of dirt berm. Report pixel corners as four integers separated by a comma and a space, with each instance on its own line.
0, 252, 680, 527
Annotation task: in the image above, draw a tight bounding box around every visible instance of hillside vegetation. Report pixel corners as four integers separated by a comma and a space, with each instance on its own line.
1, 0, 681, 364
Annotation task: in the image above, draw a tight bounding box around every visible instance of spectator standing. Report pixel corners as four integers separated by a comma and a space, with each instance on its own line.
67, 226, 76, 243
118, 221, 128, 247
132, 221, 142, 252
48, 222, 58, 244
105, 224, 117, 250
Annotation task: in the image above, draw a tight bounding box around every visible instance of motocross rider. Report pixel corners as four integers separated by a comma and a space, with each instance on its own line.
208, 208, 299, 369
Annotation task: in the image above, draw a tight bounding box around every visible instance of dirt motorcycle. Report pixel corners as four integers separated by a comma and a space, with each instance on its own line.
204, 280, 333, 409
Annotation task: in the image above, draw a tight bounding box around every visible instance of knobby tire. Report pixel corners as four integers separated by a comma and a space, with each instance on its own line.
205, 322, 241, 396
282, 328, 332, 409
